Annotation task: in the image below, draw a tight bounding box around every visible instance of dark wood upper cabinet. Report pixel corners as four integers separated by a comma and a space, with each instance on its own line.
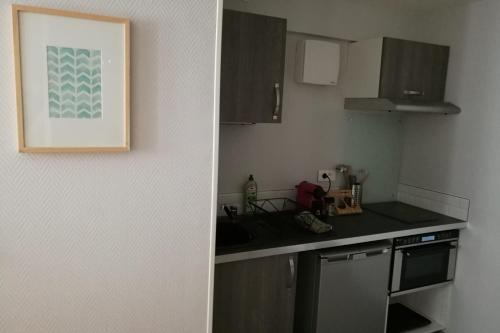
220, 10, 287, 124
213, 254, 297, 333
345, 37, 450, 102
379, 38, 449, 101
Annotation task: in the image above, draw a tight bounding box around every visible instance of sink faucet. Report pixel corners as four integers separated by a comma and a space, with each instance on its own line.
223, 205, 238, 220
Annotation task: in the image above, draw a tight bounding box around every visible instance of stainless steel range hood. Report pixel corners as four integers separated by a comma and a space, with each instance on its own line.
344, 98, 461, 114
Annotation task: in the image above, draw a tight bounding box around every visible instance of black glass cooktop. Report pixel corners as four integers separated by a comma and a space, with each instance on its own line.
364, 202, 440, 224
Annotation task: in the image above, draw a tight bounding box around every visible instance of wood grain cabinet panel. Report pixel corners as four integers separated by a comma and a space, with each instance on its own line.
213, 254, 297, 333
379, 37, 449, 102
220, 10, 286, 123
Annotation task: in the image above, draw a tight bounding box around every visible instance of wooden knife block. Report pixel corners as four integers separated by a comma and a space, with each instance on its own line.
326, 190, 363, 215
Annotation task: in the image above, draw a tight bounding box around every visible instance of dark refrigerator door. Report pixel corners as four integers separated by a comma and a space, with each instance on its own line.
399, 244, 452, 290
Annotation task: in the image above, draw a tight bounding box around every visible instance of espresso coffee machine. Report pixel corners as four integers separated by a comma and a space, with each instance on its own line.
296, 181, 326, 215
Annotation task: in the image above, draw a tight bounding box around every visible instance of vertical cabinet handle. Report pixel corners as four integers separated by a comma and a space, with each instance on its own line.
287, 256, 295, 289
273, 83, 281, 120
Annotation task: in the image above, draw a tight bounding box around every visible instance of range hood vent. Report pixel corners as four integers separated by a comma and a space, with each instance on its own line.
344, 98, 461, 115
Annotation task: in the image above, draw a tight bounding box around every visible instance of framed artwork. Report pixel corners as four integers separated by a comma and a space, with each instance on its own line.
12, 5, 130, 153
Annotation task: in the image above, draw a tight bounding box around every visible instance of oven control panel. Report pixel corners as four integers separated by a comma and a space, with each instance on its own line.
394, 229, 459, 247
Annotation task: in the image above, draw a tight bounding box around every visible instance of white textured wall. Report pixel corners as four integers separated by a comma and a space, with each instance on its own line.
0, 1, 220, 332
218, 0, 422, 202
400, 0, 500, 331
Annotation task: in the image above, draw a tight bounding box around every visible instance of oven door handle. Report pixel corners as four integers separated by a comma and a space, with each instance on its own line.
403, 244, 456, 257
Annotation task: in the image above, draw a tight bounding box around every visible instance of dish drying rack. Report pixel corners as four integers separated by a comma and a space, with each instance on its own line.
249, 197, 334, 234
249, 198, 304, 215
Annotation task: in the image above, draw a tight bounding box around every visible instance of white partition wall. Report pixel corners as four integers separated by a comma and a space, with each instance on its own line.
0, 1, 221, 332
400, 1, 500, 332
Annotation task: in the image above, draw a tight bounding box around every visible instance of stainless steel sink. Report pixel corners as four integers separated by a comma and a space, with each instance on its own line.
216, 222, 254, 247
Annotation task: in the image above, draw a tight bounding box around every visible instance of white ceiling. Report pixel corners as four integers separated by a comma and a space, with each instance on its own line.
402, 0, 483, 11
349, 0, 485, 12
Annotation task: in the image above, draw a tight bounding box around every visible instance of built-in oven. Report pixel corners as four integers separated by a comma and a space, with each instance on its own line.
390, 230, 459, 294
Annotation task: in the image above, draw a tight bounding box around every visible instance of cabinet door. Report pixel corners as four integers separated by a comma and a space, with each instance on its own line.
220, 10, 286, 123
213, 254, 297, 333
379, 38, 449, 102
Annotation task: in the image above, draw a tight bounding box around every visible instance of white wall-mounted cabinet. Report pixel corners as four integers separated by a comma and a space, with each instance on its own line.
343, 37, 384, 98
295, 40, 340, 86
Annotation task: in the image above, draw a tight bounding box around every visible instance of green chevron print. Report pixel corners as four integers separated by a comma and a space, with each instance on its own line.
47, 46, 102, 119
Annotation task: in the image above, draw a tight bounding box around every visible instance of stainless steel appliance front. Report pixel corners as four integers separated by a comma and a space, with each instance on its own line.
295, 241, 392, 333
391, 230, 458, 294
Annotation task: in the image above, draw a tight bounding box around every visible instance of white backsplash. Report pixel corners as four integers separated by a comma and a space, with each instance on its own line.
397, 184, 470, 221
219, 184, 471, 221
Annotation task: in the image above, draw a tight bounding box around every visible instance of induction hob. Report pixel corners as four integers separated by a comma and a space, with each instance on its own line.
364, 202, 439, 224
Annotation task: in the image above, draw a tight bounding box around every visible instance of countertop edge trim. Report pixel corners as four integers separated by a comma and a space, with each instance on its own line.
214, 221, 468, 264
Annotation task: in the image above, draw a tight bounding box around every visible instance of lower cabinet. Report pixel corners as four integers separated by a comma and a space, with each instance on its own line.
213, 254, 298, 333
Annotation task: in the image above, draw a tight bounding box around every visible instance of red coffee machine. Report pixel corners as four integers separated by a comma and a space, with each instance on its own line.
296, 181, 326, 214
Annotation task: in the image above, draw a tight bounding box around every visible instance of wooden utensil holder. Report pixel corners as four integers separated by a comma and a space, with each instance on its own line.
326, 190, 363, 215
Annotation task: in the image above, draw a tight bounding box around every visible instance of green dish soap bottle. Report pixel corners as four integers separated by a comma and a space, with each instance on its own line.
244, 174, 258, 214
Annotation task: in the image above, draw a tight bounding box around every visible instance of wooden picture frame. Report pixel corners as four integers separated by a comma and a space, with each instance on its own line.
12, 5, 130, 153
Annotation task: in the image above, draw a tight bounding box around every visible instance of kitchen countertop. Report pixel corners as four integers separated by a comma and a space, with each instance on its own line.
215, 204, 467, 264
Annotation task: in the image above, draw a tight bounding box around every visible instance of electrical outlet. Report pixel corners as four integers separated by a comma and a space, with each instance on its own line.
318, 169, 336, 182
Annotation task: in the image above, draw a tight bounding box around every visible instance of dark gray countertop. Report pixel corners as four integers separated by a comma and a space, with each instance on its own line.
215, 203, 467, 264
